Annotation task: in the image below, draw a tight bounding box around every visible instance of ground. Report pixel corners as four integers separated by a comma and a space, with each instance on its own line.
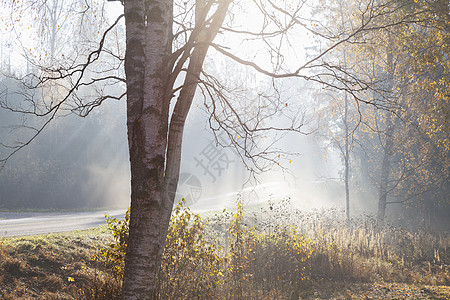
0, 217, 449, 299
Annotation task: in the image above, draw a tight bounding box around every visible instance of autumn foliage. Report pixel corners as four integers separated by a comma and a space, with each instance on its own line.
102, 199, 315, 299
98, 199, 450, 299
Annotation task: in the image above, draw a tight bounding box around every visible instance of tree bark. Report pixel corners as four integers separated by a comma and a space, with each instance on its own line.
377, 41, 395, 226
162, 0, 232, 244
339, 2, 350, 223
344, 91, 350, 222
377, 111, 394, 225
121, 0, 172, 298
121, 0, 231, 298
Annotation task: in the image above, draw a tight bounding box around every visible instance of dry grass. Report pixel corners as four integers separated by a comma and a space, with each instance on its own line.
1, 199, 449, 299
205, 199, 450, 299
0, 227, 121, 299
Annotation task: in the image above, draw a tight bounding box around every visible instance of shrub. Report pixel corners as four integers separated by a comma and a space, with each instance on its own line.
225, 199, 314, 298
101, 199, 450, 299
103, 199, 224, 299
159, 199, 224, 299
103, 207, 130, 280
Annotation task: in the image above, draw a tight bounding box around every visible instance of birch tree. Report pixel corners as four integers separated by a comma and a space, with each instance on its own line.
335, 0, 449, 225
0, 0, 435, 298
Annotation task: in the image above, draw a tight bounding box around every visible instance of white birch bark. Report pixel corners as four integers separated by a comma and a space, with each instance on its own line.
121, 0, 231, 298
122, 0, 172, 298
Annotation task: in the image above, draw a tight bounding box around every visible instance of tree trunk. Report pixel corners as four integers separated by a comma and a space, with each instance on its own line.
161, 0, 233, 244
121, 0, 231, 298
344, 92, 350, 222
377, 111, 394, 226
339, 2, 350, 223
344, 138, 350, 222
121, 0, 172, 298
377, 41, 395, 227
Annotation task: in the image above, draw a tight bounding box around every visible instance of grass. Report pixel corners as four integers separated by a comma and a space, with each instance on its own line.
1, 199, 449, 299
0, 227, 121, 299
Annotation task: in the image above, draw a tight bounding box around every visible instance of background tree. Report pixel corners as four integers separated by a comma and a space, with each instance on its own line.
328, 0, 449, 225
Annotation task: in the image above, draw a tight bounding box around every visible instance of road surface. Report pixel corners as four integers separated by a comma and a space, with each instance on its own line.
0, 182, 281, 238
0, 209, 126, 238
0, 181, 330, 238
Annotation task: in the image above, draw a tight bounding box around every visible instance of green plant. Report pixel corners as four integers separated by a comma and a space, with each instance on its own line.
159, 199, 224, 299
103, 207, 130, 280
227, 199, 250, 298
103, 200, 224, 299
224, 199, 315, 299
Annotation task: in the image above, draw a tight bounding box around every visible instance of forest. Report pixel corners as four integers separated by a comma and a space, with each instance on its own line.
0, 0, 448, 299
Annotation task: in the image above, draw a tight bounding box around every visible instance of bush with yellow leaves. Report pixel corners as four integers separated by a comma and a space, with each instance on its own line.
159, 199, 224, 299
103, 199, 224, 299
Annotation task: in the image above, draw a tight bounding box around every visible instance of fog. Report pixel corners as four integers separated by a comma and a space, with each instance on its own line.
0, 0, 448, 231
0, 73, 392, 217
0, 71, 368, 214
